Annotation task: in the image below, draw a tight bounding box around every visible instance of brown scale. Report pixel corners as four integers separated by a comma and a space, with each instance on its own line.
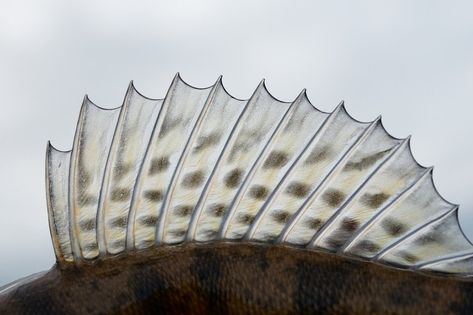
1, 243, 473, 314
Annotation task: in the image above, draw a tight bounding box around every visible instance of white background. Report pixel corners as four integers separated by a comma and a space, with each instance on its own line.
0, 0, 472, 286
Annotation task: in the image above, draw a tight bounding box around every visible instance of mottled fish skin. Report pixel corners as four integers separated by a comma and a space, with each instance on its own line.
1, 243, 473, 315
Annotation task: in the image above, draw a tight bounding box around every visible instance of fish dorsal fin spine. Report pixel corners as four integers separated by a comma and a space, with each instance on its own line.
45, 74, 473, 276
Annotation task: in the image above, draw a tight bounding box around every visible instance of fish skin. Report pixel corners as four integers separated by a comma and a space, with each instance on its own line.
1, 242, 472, 314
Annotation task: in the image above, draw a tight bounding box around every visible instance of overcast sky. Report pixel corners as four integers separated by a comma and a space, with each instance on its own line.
0, 0, 472, 286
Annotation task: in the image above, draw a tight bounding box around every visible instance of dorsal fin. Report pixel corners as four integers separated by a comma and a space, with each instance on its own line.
46, 74, 473, 276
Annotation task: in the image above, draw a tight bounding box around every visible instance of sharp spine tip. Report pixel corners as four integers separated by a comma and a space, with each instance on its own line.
128, 80, 135, 90
215, 75, 224, 87
295, 89, 308, 102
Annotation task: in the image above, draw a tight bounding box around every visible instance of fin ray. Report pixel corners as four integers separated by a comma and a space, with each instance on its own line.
46, 144, 73, 262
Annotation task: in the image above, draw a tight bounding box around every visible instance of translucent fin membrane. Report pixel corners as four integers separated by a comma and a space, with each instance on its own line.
130, 75, 213, 248
420, 253, 473, 275
46, 144, 73, 262
69, 98, 120, 260
97, 83, 163, 255
195, 81, 292, 241
46, 74, 473, 276
379, 209, 472, 267
162, 78, 246, 244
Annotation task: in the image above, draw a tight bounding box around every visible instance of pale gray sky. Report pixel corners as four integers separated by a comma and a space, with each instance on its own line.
0, 0, 472, 286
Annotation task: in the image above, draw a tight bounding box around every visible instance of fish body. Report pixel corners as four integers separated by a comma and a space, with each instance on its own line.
1, 74, 473, 314
2, 243, 473, 314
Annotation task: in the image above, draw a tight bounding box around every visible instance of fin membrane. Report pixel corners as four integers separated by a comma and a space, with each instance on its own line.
46, 74, 473, 276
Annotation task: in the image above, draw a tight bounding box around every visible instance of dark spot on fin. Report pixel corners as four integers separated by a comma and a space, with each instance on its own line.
159, 118, 182, 138
354, 239, 381, 253
79, 218, 96, 231
401, 251, 419, 264
207, 203, 226, 217
304, 146, 330, 165
113, 162, 131, 180
344, 149, 391, 171
224, 169, 244, 188
238, 213, 255, 225
341, 217, 359, 232
138, 215, 159, 227
305, 218, 323, 230
78, 194, 97, 206
174, 205, 194, 217
193, 132, 221, 153
381, 217, 406, 236
325, 218, 360, 250
285, 182, 311, 198
111, 188, 131, 202
263, 151, 289, 169
271, 210, 291, 224
326, 237, 345, 250
249, 185, 269, 200
109, 216, 127, 228
322, 189, 346, 207
149, 157, 170, 175
181, 170, 204, 188
143, 190, 163, 202
361, 192, 389, 208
